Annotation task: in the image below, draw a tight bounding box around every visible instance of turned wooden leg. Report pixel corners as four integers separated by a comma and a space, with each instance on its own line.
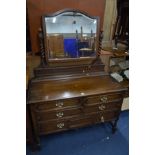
112, 124, 117, 134
110, 117, 119, 134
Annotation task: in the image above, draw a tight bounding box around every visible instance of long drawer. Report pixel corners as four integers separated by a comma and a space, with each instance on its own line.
38, 110, 120, 135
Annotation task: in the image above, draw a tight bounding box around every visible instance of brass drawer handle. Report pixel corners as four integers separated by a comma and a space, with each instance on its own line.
56, 112, 64, 118
100, 96, 108, 103
98, 105, 106, 110
57, 123, 64, 128
56, 102, 64, 108
101, 116, 104, 122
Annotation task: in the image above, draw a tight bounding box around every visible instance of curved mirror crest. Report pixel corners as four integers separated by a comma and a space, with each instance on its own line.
43, 11, 98, 59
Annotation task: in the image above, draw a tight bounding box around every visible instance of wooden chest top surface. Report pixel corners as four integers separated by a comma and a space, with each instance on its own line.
28, 75, 127, 103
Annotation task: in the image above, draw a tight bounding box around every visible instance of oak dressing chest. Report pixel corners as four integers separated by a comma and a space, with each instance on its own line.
27, 9, 128, 150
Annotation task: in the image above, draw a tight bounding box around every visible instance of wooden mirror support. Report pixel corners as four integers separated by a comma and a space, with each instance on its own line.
38, 28, 47, 66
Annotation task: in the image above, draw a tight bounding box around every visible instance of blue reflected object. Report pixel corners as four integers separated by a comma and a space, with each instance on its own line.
64, 38, 79, 58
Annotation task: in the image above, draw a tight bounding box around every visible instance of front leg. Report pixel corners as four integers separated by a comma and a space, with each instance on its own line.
110, 117, 119, 134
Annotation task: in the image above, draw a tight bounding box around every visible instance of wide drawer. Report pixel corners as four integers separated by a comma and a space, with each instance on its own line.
38, 110, 120, 135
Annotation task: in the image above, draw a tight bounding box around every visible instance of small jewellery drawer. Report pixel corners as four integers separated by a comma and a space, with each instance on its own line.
34, 98, 79, 111
85, 93, 123, 105
36, 107, 82, 122
38, 120, 69, 135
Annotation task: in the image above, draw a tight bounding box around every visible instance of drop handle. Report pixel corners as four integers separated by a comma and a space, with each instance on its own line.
57, 123, 64, 128
56, 102, 64, 108
98, 105, 106, 110
56, 112, 64, 118
100, 96, 108, 103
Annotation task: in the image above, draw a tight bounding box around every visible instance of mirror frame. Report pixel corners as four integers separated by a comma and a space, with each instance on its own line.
42, 8, 100, 64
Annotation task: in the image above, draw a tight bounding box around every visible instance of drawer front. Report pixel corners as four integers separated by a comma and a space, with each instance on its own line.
95, 111, 119, 122
69, 111, 119, 129
69, 116, 94, 128
85, 93, 123, 105
39, 120, 69, 135
34, 98, 79, 111
36, 107, 82, 122
83, 101, 122, 113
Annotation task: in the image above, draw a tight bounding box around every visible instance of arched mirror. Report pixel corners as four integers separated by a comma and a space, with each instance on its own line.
42, 9, 99, 62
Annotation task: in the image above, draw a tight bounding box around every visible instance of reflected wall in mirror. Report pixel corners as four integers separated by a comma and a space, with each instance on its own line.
43, 10, 99, 60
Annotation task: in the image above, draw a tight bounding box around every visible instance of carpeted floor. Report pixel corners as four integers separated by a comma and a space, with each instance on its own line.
27, 110, 129, 155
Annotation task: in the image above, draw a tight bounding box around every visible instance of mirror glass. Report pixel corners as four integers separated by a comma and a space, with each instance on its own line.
44, 11, 98, 59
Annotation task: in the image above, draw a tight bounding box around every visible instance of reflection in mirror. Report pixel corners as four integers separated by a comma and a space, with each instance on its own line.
44, 11, 97, 59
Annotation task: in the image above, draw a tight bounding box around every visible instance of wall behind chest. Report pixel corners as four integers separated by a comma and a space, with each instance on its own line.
27, 0, 106, 53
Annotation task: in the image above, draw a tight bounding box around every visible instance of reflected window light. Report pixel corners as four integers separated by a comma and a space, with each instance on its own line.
45, 95, 49, 100
52, 17, 56, 23
63, 92, 71, 98
93, 20, 96, 24
80, 92, 85, 95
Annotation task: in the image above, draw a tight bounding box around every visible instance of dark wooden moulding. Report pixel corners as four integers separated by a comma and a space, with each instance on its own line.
27, 9, 128, 151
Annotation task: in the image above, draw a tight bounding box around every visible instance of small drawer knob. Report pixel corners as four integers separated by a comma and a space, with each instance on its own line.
56, 102, 64, 108
57, 123, 64, 128
56, 112, 64, 118
98, 105, 106, 110
100, 96, 108, 103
